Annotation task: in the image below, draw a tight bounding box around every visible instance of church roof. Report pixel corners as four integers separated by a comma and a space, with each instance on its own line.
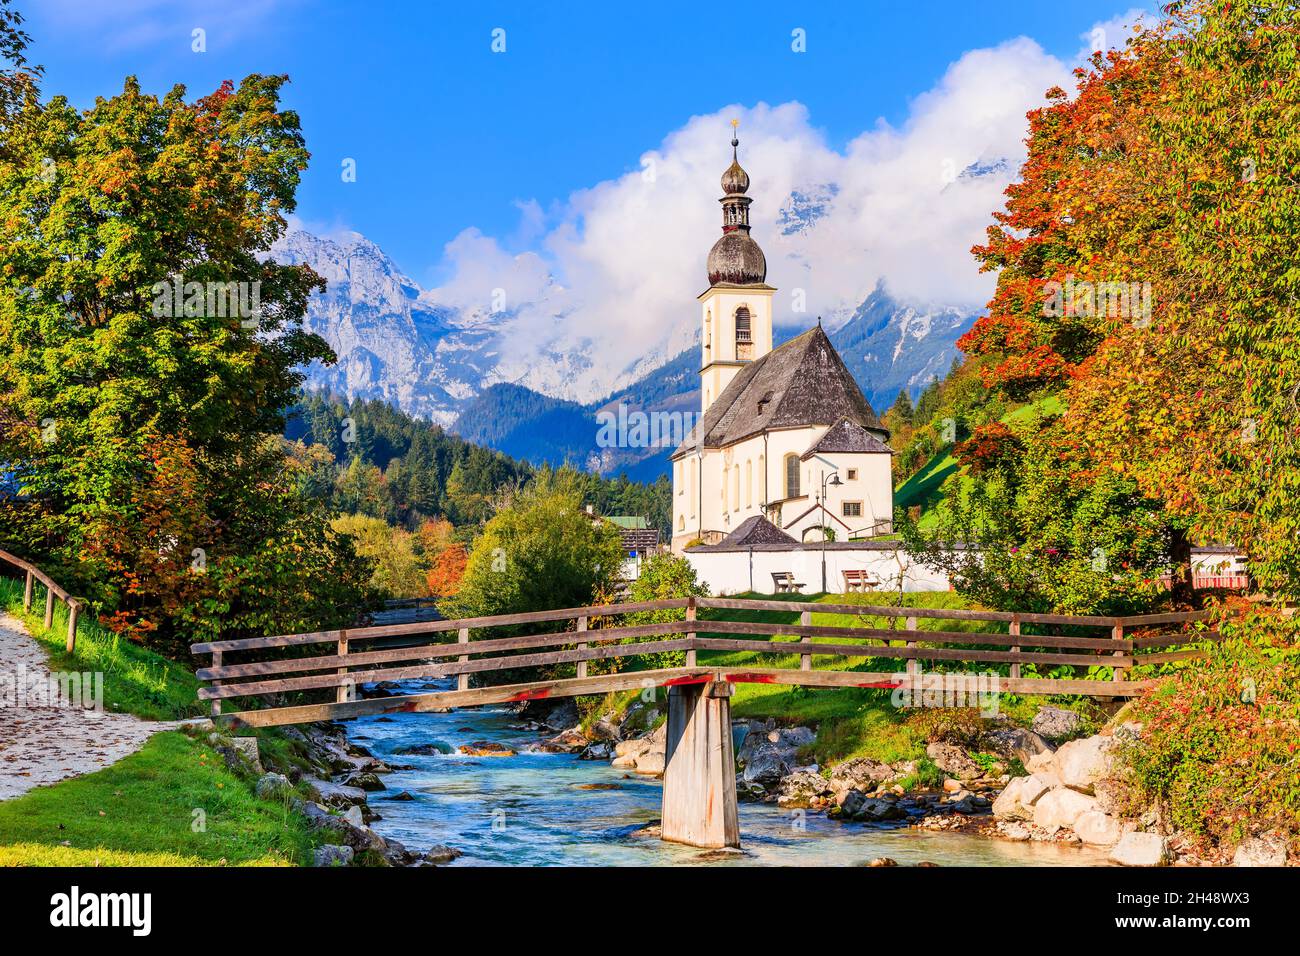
673, 325, 884, 458
801, 417, 893, 459
721, 515, 798, 547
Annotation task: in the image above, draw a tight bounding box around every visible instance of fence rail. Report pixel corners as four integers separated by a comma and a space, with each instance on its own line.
0, 548, 85, 651
189, 596, 1215, 727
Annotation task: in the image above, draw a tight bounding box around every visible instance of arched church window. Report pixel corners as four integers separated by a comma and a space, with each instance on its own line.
784, 453, 800, 499
745, 459, 752, 507
735, 306, 751, 344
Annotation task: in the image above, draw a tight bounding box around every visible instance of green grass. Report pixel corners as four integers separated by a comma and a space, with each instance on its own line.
0, 576, 203, 721
0, 731, 319, 866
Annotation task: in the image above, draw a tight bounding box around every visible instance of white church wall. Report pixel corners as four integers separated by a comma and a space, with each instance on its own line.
684, 545, 953, 595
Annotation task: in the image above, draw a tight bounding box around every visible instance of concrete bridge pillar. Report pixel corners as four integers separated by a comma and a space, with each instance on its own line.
661, 679, 740, 849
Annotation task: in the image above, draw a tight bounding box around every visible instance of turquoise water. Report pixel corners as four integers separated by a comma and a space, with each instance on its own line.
348, 682, 1110, 867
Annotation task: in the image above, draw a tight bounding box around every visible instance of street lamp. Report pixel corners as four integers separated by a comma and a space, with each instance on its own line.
820, 472, 842, 592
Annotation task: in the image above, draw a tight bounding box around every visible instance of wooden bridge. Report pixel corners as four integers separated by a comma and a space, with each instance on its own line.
190, 596, 1212, 849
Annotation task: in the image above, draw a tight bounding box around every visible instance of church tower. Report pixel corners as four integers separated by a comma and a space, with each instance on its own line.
698, 122, 775, 414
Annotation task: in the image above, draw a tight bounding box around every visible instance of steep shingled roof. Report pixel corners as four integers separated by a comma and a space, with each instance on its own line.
721, 515, 798, 547
673, 326, 884, 458
801, 417, 894, 459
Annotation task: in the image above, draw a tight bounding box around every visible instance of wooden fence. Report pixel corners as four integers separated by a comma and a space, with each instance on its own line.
189, 596, 1215, 727
0, 547, 85, 651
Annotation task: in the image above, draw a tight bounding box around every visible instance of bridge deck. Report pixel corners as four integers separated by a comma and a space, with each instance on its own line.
190, 597, 1214, 728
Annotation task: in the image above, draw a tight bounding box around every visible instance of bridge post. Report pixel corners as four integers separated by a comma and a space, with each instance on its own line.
661, 679, 740, 849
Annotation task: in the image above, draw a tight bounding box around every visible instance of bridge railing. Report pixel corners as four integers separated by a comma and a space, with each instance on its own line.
0, 547, 85, 651
189, 596, 1215, 727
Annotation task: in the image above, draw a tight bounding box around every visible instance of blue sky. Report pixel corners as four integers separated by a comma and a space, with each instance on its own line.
30, 0, 1149, 288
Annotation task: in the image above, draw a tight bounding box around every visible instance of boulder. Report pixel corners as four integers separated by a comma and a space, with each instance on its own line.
1110, 831, 1171, 867
633, 751, 665, 776
829, 757, 894, 797
458, 741, 516, 757
230, 737, 263, 773
1055, 735, 1115, 793
1074, 810, 1123, 847
1032, 788, 1097, 832
925, 742, 983, 782
539, 700, 579, 731
992, 777, 1035, 821
840, 790, 906, 821
254, 772, 293, 801
1021, 773, 1055, 805
384, 790, 415, 802
393, 741, 452, 756
987, 727, 1053, 764
313, 844, 354, 867
1232, 833, 1289, 867
614, 738, 653, 760
777, 771, 834, 809
341, 771, 386, 792
1025, 750, 1057, 775
578, 741, 614, 761
422, 844, 463, 865
304, 778, 368, 809
341, 805, 365, 828
532, 728, 587, 754
738, 726, 815, 787
1031, 706, 1083, 742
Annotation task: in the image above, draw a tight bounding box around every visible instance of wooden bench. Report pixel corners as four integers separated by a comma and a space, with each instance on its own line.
841, 569, 880, 593
770, 572, 805, 594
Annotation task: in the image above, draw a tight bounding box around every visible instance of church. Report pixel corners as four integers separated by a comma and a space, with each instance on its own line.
670, 128, 894, 553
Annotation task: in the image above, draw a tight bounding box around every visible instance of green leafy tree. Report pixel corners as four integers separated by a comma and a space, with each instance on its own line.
618, 552, 710, 669
442, 474, 625, 622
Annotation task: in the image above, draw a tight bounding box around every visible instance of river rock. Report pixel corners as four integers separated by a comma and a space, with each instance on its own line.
1055, 735, 1115, 793
533, 728, 587, 754
828, 757, 894, 798
1032, 787, 1097, 832
738, 726, 815, 787
1232, 833, 1289, 867
1032, 706, 1083, 741
458, 741, 516, 757
313, 844, 354, 867
1074, 810, 1123, 847
840, 790, 906, 822
384, 790, 415, 801
255, 772, 293, 801
304, 778, 368, 809
777, 771, 834, 809
393, 741, 453, 756
341, 770, 387, 792
1025, 750, 1057, 775
926, 742, 983, 782
633, 751, 665, 776
992, 776, 1048, 821
987, 727, 1053, 764
1110, 831, 1171, 866
538, 700, 579, 731
422, 844, 463, 865
578, 741, 614, 761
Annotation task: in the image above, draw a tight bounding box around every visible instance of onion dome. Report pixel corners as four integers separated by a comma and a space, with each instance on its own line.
707, 123, 766, 285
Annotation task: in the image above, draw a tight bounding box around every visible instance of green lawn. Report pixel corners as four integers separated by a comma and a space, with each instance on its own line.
0, 576, 203, 721
0, 731, 319, 866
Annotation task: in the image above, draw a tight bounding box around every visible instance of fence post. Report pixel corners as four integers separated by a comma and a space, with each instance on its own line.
576, 614, 589, 679
1008, 614, 1021, 681
905, 614, 919, 678
458, 626, 470, 691
684, 597, 697, 667
44, 586, 54, 630
210, 649, 223, 719
799, 610, 812, 671
336, 630, 351, 703
23, 570, 33, 611
65, 600, 80, 653
1112, 622, 1125, 683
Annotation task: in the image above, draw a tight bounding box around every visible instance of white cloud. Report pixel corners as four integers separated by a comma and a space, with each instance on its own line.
423, 35, 1072, 400
1077, 7, 1155, 60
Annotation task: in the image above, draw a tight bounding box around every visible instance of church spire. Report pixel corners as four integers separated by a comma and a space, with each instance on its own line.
707, 120, 766, 286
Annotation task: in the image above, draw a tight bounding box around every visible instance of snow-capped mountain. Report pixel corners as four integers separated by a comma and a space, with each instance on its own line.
277, 226, 978, 475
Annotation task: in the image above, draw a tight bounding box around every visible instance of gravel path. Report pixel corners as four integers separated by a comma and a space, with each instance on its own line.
0, 613, 184, 800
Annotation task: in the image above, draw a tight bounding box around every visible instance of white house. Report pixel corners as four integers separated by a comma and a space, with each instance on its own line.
670, 129, 894, 552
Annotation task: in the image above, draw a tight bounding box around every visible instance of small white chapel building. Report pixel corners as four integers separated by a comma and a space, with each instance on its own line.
670, 129, 894, 553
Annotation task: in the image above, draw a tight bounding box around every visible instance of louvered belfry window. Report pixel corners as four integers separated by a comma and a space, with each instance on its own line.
735, 306, 752, 344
